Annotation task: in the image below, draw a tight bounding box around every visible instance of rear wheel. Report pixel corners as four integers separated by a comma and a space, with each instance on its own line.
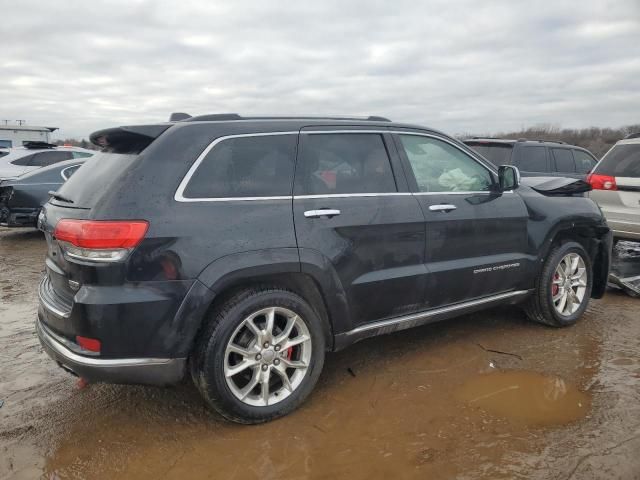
191, 287, 325, 424
524, 241, 592, 327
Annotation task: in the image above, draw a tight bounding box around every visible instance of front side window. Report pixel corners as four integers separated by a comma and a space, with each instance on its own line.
295, 133, 397, 195
72, 151, 94, 159
399, 135, 493, 192
573, 150, 597, 174
183, 134, 297, 199
514, 146, 547, 172
551, 148, 575, 173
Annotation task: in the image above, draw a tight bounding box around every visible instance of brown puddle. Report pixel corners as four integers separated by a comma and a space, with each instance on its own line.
456, 370, 591, 427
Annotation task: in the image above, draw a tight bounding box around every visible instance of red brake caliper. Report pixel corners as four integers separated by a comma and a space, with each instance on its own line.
552, 273, 560, 296
286, 347, 293, 360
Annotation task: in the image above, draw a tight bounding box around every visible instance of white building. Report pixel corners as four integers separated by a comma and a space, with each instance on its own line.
0, 123, 59, 148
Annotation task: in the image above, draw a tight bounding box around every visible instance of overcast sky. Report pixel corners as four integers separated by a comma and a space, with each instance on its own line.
2, 0, 639, 140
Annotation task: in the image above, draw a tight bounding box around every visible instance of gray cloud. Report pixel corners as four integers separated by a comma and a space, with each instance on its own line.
2, 0, 639, 139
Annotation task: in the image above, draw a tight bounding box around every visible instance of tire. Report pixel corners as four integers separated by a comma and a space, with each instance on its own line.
524, 241, 593, 327
191, 287, 325, 424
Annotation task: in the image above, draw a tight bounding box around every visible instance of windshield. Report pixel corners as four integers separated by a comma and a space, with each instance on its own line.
595, 144, 640, 178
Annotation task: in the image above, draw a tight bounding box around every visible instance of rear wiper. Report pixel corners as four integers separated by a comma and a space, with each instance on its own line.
48, 191, 74, 203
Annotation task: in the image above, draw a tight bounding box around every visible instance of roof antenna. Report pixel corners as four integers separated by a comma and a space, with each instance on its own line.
169, 112, 191, 122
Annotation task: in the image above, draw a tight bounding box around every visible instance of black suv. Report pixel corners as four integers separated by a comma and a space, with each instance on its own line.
464, 138, 598, 180
36, 115, 612, 423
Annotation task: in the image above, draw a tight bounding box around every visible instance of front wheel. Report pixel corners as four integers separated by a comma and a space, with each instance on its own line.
524, 241, 593, 327
191, 287, 325, 424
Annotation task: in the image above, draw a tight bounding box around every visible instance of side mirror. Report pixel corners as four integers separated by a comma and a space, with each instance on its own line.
498, 165, 520, 191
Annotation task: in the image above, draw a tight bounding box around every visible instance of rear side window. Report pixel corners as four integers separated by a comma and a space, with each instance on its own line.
595, 144, 640, 178
514, 146, 547, 172
183, 134, 297, 199
573, 150, 597, 174
10, 154, 34, 166
29, 151, 73, 167
465, 143, 513, 166
551, 148, 575, 173
295, 133, 397, 195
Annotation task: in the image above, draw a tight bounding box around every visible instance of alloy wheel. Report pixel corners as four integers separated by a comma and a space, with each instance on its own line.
223, 307, 312, 407
551, 253, 588, 316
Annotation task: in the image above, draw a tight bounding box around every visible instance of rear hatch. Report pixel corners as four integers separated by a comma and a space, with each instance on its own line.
589, 142, 640, 228
463, 140, 514, 167
39, 124, 169, 337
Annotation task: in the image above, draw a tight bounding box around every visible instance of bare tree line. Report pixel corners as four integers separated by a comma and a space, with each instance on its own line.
464, 124, 640, 158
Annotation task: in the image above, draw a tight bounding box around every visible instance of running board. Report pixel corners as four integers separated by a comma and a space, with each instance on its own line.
333, 290, 531, 350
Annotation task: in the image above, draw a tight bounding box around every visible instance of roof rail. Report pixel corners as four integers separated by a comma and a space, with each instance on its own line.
624, 132, 640, 140
182, 114, 392, 123
517, 138, 565, 144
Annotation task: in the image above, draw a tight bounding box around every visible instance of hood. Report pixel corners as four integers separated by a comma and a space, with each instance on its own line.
520, 176, 592, 196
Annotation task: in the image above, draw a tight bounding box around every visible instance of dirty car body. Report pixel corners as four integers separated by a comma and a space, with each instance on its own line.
35, 115, 612, 423
0, 160, 84, 228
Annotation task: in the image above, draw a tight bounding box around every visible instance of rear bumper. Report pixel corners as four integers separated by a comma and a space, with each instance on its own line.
36, 317, 186, 385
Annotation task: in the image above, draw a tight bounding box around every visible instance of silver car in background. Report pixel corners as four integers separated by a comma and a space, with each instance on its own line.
588, 133, 640, 241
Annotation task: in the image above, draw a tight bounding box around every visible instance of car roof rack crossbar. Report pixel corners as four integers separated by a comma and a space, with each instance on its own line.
23, 141, 57, 149
624, 132, 640, 139
516, 138, 566, 144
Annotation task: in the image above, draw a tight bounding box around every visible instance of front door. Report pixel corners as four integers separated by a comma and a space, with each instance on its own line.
293, 129, 427, 327
394, 132, 529, 308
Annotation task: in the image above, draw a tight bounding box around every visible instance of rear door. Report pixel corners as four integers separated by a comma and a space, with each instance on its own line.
394, 132, 529, 308
293, 128, 427, 327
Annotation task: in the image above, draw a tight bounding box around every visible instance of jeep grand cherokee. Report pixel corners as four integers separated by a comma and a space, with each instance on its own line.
36, 114, 612, 424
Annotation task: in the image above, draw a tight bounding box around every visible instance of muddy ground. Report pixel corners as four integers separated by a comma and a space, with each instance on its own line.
1, 227, 639, 479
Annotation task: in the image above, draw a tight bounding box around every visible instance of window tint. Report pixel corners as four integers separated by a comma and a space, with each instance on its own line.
465, 143, 513, 166
183, 134, 297, 198
72, 151, 93, 159
551, 148, 575, 173
10, 154, 34, 166
595, 144, 640, 178
295, 133, 397, 195
400, 135, 493, 192
514, 146, 547, 172
0, 140, 11, 148
29, 151, 73, 167
573, 150, 597, 174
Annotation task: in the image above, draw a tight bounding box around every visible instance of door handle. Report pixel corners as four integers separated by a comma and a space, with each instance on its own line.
428, 204, 457, 212
304, 209, 341, 218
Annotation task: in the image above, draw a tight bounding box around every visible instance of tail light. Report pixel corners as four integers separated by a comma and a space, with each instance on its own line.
587, 174, 617, 191
54, 219, 148, 262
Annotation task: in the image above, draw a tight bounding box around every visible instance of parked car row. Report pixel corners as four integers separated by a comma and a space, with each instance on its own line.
0, 143, 94, 228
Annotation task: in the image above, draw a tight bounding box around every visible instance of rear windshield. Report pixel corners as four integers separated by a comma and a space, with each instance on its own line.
465, 143, 513, 166
595, 144, 640, 178
54, 152, 137, 207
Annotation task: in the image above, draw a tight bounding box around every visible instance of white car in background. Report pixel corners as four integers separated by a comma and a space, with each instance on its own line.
0, 142, 94, 179
588, 133, 640, 241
